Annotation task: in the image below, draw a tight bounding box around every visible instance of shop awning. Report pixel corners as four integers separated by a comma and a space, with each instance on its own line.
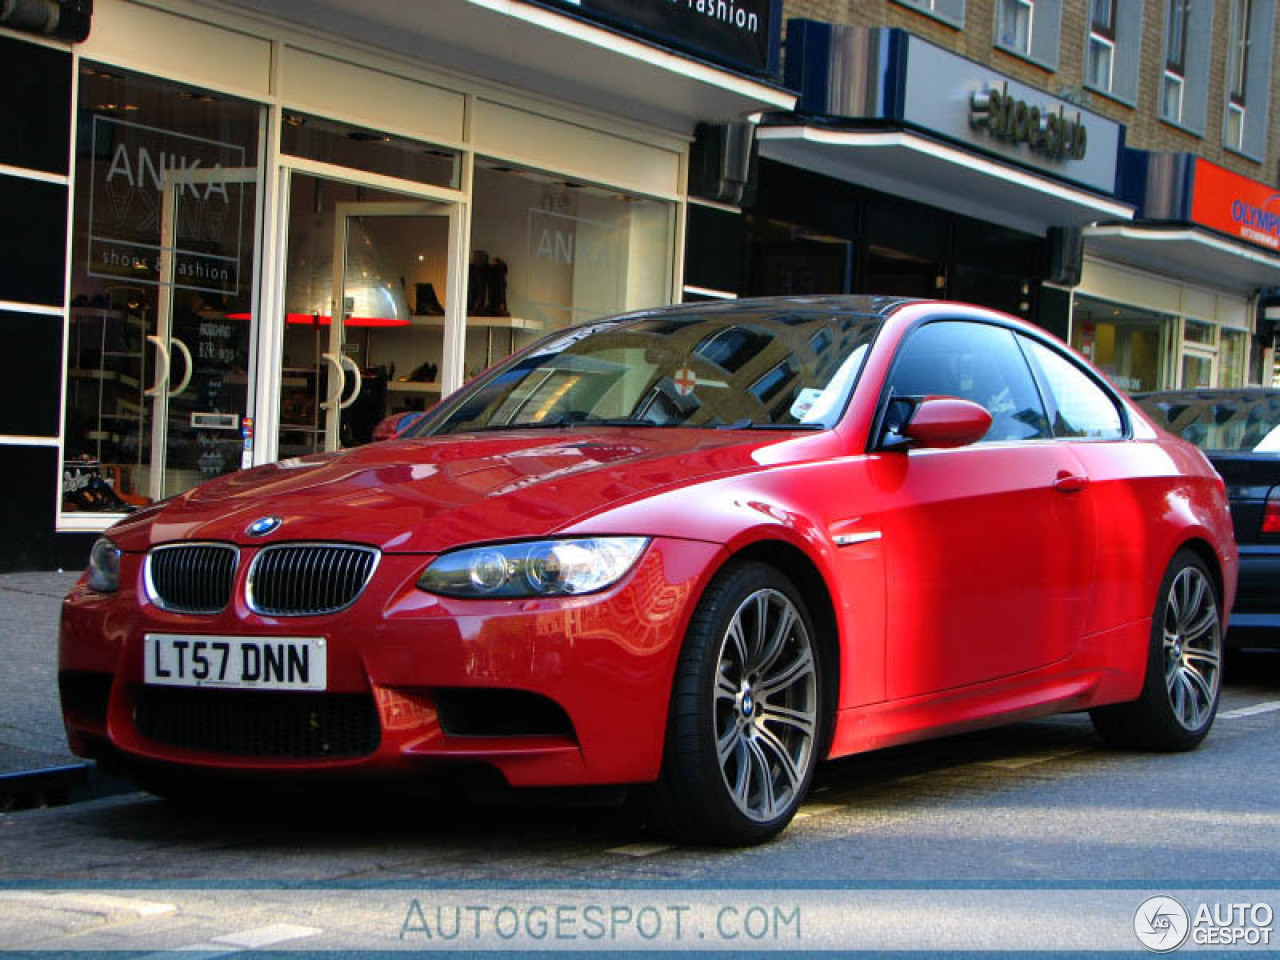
755, 126, 1134, 237
1084, 224, 1280, 292
224, 0, 796, 134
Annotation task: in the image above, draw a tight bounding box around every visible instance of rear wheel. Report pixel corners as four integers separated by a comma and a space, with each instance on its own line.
650, 562, 824, 845
1091, 549, 1223, 750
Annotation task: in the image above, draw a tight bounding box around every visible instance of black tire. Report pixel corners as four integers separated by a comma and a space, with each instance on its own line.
1091, 548, 1224, 751
649, 561, 826, 845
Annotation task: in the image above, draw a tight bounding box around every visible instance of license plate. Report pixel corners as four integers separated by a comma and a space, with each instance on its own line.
144, 634, 327, 691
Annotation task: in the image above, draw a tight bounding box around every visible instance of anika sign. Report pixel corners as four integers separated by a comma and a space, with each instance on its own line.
1191, 158, 1280, 252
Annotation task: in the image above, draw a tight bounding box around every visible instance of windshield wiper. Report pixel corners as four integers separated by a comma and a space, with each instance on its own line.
550, 416, 663, 428
715, 419, 825, 431
462, 416, 663, 432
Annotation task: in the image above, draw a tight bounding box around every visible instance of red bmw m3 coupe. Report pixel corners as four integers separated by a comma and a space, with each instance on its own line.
59, 297, 1237, 844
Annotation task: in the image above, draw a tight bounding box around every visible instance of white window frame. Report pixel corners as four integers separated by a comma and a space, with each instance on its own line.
1162, 0, 1190, 124
998, 0, 1035, 57
1087, 0, 1117, 92
1225, 0, 1251, 151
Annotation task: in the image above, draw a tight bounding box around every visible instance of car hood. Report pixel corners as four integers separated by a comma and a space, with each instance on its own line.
107, 429, 823, 554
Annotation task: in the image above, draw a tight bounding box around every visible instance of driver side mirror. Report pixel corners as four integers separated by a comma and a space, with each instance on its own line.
879, 396, 992, 451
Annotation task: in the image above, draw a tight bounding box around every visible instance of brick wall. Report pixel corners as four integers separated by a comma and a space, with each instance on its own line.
785, 1, 1280, 186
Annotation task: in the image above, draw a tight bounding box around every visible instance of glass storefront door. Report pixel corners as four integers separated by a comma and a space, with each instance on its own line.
278, 173, 459, 455
63, 64, 263, 515
148, 167, 259, 501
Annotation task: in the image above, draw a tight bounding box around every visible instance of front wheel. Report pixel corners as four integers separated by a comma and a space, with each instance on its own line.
1091, 549, 1223, 750
649, 562, 825, 845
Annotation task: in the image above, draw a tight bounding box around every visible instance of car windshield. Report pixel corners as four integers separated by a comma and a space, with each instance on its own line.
1137, 391, 1280, 453
414, 304, 885, 435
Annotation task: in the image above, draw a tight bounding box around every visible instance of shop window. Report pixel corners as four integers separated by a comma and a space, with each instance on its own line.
891, 0, 966, 28
1023, 338, 1124, 439
281, 113, 460, 189
1071, 297, 1170, 393
64, 64, 263, 516
1219, 329, 1247, 386
1085, 0, 1143, 104
996, 0, 1061, 70
747, 217, 852, 298
467, 159, 674, 380
1160, 0, 1213, 134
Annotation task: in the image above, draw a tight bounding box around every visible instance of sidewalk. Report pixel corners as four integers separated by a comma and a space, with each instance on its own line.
0, 570, 90, 801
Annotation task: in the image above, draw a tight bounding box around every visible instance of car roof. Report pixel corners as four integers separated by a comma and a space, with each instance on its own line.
607, 295, 919, 325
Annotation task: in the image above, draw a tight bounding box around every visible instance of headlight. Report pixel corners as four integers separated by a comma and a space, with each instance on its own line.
418, 537, 649, 598
86, 537, 121, 593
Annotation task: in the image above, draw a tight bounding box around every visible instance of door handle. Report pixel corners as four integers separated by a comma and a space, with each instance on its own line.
319, 352, 345, 410
144, 335, 170, 397
168, 337, 193, 398
338, 355, 363, 410
1053, 472, 1090, 494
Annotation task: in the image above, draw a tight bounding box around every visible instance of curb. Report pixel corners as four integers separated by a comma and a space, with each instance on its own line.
0, 762, 92, 810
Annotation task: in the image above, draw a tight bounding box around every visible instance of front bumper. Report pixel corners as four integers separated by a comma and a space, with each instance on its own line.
58, 538, 721, 787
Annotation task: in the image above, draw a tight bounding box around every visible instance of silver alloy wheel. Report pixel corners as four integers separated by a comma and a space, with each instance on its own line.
714, 588, 818, 823
1162, 565, 1222, 732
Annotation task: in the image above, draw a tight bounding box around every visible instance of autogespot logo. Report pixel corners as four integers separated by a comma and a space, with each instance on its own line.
1135, 896, 1191, 953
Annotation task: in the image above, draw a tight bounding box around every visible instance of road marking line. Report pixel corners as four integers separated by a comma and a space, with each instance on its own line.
1218, 700, 1280, 720
211, 923, 321, 948
607, 842, 675, 857
793, 803, 844, 820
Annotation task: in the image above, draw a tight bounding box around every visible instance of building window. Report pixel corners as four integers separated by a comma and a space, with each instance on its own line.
1087, 0, 1116, 91
998, 0, 1034, 56
1226, 0, 1251, 150
1159, 0, 1216, 135
1085, 0, 1143, 104
995, 0, 1061, 69
1162, 0, 1190, 123
892, 0, 966, 28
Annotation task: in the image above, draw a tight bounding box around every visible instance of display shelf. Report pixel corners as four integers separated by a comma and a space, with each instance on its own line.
407, 314, 538, 330
388, 381, 442, 394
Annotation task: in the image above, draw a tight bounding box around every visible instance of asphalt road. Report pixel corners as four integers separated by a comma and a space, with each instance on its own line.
0, 654, 1276, 954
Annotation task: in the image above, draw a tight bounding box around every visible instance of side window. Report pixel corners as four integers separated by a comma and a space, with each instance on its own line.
1021, 338, 1125, 439
887, 321, 1051, 442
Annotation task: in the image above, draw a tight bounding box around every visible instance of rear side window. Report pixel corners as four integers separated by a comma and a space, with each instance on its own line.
887, 321, 1051, 442
1021, 338, 1124, 439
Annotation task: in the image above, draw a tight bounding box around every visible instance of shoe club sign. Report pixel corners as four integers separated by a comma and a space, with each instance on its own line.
536, 0, 782, 76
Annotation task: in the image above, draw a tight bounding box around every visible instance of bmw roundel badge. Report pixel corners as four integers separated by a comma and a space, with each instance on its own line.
246, 515, 282, 537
